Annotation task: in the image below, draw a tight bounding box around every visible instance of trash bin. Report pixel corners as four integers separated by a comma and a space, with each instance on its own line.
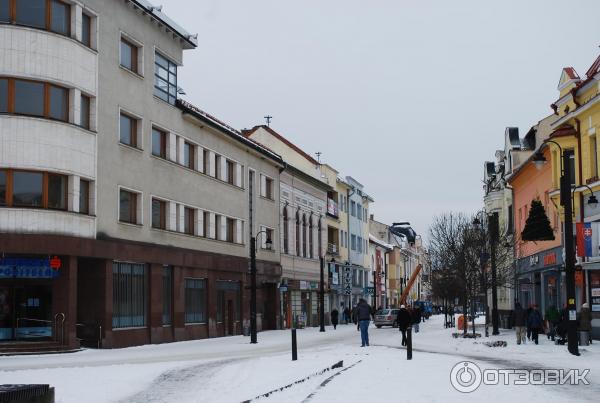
579, 331, 590, 346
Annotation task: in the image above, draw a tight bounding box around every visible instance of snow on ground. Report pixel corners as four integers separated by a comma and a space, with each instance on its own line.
1, 315, 598, 402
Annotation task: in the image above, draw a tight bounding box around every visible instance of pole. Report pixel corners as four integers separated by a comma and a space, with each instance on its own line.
406, 326, 412, 360
320, 256, 325, 332
291, 328, 298, 360
373, 271, 377, 308
489, 212, 499, 335
561, 151, 580, 356
250, 236, 257, 344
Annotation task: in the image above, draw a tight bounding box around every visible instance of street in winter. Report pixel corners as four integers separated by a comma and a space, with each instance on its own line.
1, 0, 600, 402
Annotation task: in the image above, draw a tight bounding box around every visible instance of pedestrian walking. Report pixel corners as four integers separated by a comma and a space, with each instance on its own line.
513, 302, 527, 345
413, 306, 422, 333
545, 305, 559, 341
343, 307, 351, 324
579, 303, 592, 344
526, 304, 533, 340
355, 298, 373, 347
331, 308, 339, 330
397, 304, 412, 346
527, 304, 544, 345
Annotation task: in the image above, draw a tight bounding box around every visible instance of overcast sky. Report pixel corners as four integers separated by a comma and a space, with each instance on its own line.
159, 0, 600, 238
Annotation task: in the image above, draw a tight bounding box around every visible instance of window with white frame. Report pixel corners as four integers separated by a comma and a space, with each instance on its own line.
260, 174, 274, 200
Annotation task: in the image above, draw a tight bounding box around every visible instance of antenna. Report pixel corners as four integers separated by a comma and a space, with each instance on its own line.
264, 115, 272, 126
315, 152, 322, 163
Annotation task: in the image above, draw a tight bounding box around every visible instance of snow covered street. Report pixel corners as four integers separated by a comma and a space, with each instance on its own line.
1, 315, 598, 402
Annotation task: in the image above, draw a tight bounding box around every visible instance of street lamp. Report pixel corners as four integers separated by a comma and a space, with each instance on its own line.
250, 230, 272, 344
319, 255, 326, 332
473, 210, 490, 337
532, 140, 580, 356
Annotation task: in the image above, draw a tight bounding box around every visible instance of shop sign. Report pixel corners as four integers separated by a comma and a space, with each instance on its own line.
310, 281, 318, 290
543, 253, 557, 266
331, 271, 339, 285
343, 266, 352, 295
0, 257, 60, 279
591, 288, 600, 297
300, 281, 309, 290
363, 286, 374, 295
591, 288, 600, 312
279, 284, 288, 292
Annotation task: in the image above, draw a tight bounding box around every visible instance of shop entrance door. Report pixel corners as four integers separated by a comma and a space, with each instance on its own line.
14, 285, 53, 340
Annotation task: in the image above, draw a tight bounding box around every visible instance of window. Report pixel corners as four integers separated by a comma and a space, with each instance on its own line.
357, 236, 362, 253
80, 94, 90, 129
566, 149, 576, 185
47, 173, 67, 210
120, 38, 139, 74
185, 278, 206, 323
152, 198, 166, 229
203, 211, 210, 238
2, 78, 69, 122
0, 0, 8, 22
591, 135, 598, 178
119, 113, 138, 148
81, 13, 92, 47
226, 160, 234, 184
0, 78, 6, 113
0, 170, 68, 210
79, 179, 90, 214
14, 80, 44, 117
308, 218, 314, 258
162, 266, 172, 325
50, 0, 69, 35
152, 127, 167, 158
350, 201, 356, 217
262, 227, 274, 250
154, 52, 177, 105
119, 189, 138, 224
296, 211, 301, 256
16, 0, 46, 29
351, 234, 357, 251
357, 205, 362, 220
49, 85, 68, 121
112, 262, 147, 328
282, 208, 289, 253
0, 170, 6, 205
203, 149, 209, 174
261, 175, 274, 200
184, 207, 195, 235
226, 217, 235, 243
184, 141, 194, 169
12, 171, 43, 207
302, 215, 307, 256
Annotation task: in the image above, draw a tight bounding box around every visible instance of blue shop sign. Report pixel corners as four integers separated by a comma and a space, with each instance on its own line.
0, 257, 60, 279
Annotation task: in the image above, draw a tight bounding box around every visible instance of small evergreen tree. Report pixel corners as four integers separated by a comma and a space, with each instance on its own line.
521, 199, 555, 241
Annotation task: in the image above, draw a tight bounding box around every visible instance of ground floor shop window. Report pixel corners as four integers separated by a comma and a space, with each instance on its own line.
112, 262, 147, 328
185, 278, 206, 323
589, 271, 600, 313
162, 266, 172, 326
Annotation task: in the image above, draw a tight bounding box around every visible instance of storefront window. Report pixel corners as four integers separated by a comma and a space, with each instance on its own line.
112, 262, 147, 328
162, 266, 172, 325
185, 278, 206, 323
590, 271, 600, 313
12, 171, 43, 207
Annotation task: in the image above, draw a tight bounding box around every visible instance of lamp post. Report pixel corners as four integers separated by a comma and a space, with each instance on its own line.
319, 256, 326, 332
250, 230, 272, 344
533, 140, 582, 356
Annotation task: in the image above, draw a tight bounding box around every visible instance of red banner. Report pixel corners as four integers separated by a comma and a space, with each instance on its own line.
576, 223, 585, 257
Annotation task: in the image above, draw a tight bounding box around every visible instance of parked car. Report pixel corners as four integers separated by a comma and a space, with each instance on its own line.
374, 309, 400, 328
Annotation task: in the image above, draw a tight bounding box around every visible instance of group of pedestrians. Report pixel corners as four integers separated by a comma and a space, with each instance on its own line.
330, 300, 425, 348
513, 302, 592, 345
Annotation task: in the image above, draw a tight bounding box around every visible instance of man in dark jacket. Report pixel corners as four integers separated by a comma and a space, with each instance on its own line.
355, 298, 373, 347
412, 307, 422, 333
527, 304, 544, 345
331, 308, 339, 330
513, 302, 527, 345
397, 305, 412, 346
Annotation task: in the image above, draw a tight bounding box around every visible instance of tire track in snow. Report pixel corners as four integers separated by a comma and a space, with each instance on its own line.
300, 359, 363, 402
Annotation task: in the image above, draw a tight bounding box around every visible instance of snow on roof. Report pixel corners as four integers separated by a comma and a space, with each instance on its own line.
129, 0, 198, 48
369, 234, 394, 250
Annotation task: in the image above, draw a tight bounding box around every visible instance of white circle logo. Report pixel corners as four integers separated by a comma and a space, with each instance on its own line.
450, 361, 482, 393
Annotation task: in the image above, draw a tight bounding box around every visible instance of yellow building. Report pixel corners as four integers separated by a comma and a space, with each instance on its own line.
546, 55, 600, 328
320, 163, 351, 311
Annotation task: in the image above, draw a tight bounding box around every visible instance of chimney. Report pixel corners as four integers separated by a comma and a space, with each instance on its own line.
370, 214, 374, 221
